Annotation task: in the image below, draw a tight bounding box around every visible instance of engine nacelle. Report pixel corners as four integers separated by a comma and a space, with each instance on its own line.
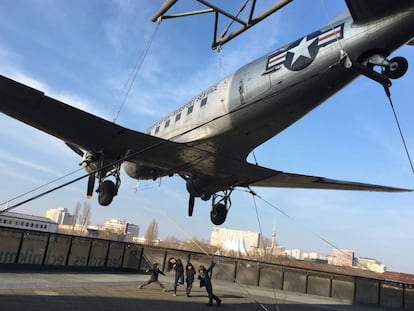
185, 177, 220, 199
124, 161, 168, 180
81, 151, 102, 174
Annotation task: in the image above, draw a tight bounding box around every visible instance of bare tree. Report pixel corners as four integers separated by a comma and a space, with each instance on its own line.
144, 219, 159, 245
71, 202, 81, 235
79, 202, 91, 233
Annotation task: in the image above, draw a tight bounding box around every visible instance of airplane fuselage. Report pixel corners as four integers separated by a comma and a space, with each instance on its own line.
142, 7, 414, 166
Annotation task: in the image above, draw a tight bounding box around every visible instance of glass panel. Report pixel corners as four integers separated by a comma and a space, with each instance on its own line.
106, 242, 125, 268
17, 231, 48, 265
122, 244, 142, 270
44, 235, 71, 266
88, 240, 109, 267
0, 228, 21, 264
200, 97, 208, 107
67, 237, 91, 267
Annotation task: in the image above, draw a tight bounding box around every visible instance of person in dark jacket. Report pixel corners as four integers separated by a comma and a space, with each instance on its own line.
185, 262, 196, 297
168, 257, 184, 296
137, 262, 166, 291
198, 262, 221, 306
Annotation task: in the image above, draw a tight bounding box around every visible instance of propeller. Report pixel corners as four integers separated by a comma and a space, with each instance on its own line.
65, 142, 84, 157
188, 195, 195, 217
65, 142, 95, 199
86, 174, 95, 199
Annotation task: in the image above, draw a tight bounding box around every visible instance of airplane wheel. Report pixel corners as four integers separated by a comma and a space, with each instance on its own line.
384, 57, 408, 79
98, 180, 115, 206
210, 203, 227, 225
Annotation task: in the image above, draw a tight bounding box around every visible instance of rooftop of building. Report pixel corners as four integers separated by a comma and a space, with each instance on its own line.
0, 211, 57, 224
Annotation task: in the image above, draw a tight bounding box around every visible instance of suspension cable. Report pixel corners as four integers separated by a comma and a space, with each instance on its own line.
0, 165, 86, 208
250, 189, 281, 311
0, 138, 165, 214
241, 188, 380, 273
384, 86, 414, 175
113, 23, 160, 123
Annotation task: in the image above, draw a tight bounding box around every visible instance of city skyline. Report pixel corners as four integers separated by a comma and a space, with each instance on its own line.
0, 1, 413, 273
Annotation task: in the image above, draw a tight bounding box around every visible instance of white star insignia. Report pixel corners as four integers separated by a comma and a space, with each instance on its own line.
288, 37, 317, 65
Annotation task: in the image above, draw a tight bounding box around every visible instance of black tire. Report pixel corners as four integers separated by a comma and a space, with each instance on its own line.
210, 203, 227, 225
98, 180, 115, 206
384, 57, 408, 79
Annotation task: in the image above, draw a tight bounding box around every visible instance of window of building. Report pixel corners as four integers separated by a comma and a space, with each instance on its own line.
155, 126, 160, 134
187, 106, 193, 114
200, 97, 208, 107
175, 113, 181, 122
165, 120, 170, 128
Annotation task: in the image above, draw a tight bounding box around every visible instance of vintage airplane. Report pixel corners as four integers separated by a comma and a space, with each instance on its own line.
0, 1, 413, 225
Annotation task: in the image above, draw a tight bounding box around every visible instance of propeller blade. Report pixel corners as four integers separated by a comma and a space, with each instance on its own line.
87, 174, 95, 199
188, 195, 195, 217
65, 142, 84, 157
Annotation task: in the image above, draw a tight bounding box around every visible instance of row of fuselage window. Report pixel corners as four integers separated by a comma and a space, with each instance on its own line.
153, 97, 208, 135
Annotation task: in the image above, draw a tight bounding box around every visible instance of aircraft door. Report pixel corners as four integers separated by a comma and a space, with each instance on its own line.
237, 65, 271, 106
269, 66, 284, 90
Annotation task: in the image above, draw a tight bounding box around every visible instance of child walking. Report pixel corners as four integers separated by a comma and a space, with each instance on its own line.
138, 262, 166, 291
185, 262, 196, 297
198, 262, 222, 306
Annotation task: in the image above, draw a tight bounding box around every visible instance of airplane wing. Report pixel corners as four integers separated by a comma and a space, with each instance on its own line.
0, 75, 410, 193
344, 0, 413, 23
0, 75, 215, 177
237, 162, 410, 192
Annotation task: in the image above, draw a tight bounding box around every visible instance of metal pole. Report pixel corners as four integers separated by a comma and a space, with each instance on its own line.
151, 0, 178, 22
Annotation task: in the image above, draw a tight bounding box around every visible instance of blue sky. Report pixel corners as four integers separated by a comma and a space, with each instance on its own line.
1, 1, 414, 273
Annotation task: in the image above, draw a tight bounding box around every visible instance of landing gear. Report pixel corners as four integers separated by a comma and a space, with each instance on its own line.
184, 176, 233, 225
80, 151, 122, 207
98, 180, 116, 206
96, 164, 121, 207
210, 190, 232, 225
343, 52, 408, 89
210, 203, 228, 225
383, 57, 408, 79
